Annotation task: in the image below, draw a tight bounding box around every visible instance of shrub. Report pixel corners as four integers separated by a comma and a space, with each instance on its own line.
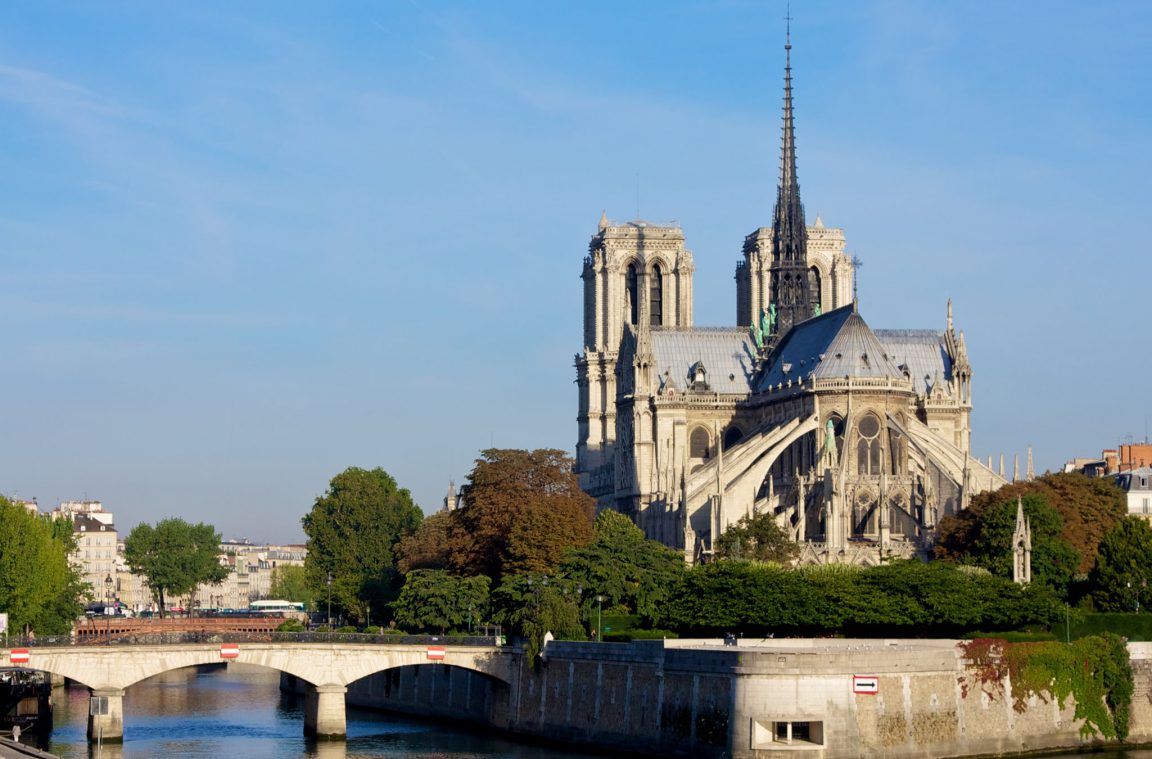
276, 619, 305, 632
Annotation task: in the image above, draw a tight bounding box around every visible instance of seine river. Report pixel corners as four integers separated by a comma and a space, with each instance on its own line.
35, 663, 1152, 759
43, 663, 602, 759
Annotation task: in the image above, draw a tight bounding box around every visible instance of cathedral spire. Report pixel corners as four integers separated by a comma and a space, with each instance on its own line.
769, 17, 811, 336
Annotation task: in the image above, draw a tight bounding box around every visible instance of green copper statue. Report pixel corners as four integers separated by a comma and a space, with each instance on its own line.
814, 303, 822, 316
768, 303, 777, 333
750, 323, 763, 350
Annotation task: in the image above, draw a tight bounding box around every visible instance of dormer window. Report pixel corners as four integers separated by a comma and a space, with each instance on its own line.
689, 361, 709, 391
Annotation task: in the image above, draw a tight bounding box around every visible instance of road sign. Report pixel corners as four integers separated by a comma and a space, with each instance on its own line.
220, 644, 240, 660
853, 674, 879, 694
9, 648, 30, 665
426, 646, 446, 661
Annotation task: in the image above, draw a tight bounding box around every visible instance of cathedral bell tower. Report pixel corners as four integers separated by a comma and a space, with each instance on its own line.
575, 214, 694, 501
737, 26, 814, 337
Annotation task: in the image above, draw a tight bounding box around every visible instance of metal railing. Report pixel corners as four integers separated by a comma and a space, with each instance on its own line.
8, 631, 507, 649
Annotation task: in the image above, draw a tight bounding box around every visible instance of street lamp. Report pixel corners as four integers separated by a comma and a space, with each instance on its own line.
596, 595, 604, 643
103, 574, 113, 645
326, 573, 333, 628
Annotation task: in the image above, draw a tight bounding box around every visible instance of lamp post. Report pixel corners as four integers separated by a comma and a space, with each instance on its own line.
596, 595, 604, 643
103, 574, 113, 645
326, 572, 333, 628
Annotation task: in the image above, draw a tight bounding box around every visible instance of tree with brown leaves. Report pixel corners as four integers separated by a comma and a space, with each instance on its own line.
448, 449, 595, 581
936, 472, 1126, 576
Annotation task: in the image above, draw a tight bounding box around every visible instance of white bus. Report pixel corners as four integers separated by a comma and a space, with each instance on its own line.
249, 600, 306, 616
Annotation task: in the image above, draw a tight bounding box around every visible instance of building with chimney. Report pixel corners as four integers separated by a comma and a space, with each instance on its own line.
575, 30, 1006, 565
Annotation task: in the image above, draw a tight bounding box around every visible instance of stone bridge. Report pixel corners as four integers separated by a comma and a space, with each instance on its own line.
6, 640, 515, 742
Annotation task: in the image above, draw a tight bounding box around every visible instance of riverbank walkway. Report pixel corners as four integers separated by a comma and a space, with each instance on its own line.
0, 736, 57, 759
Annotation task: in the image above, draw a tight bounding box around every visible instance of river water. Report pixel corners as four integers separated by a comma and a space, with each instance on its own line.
42, 663, 602, 759
33, 663, 1152, 759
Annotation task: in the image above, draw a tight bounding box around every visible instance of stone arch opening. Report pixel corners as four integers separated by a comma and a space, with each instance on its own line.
650, 262, 664, 326
345, 661, 513, 728
808, 266, 822, 314
689, 426, 712, 461
855, 413, 882, 475
626, 262, 639, 325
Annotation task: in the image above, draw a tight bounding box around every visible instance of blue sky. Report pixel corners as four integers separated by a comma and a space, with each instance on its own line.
2, 1, 1149, 543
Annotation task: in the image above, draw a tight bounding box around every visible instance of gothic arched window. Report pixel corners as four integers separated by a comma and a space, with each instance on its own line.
856, 413, 882, 475
808, 266, 822, 314
650, 263, 663, 326
626, 263, 639, 325
690, 427, 711, 460
827, 414, 845, 461
723, 426, 744, 451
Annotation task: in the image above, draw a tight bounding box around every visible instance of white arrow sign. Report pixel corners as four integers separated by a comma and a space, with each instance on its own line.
853, 674, 879, 694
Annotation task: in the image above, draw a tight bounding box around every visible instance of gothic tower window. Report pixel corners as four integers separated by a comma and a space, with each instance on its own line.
650, 263, 664, 326
856, 413, 882, 475
626, 263, 639, 325
808, 266, 822, 314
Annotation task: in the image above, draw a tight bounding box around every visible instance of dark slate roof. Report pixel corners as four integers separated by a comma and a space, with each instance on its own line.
754, 304, 906, 392
874, 329, 952, 396
73, 514, 115, 533
651, 327, 756, 394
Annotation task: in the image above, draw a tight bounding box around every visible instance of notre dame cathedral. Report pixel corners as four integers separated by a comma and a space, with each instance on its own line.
574, 36, 1006, 565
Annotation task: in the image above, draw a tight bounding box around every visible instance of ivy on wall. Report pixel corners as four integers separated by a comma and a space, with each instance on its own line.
959, 633, 1133, 740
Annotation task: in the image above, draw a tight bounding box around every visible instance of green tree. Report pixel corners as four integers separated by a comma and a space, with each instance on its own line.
959, 495, 1081, 595
123, 518, 229, 617
715, 511, 800, 564
0, 497, 86, 634
655, 560, 1060, 637
559, 510, 685, 623
268, 565, 311, 608
489, 574, 586, 661
392, 570, 490, 634
302, 467, 423, 625
938, 473, 1125, 574
1089, 517, 1152, 612
448, 449, 595, 580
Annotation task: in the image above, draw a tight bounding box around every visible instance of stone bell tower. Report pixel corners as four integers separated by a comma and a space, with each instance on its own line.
575, 215, 694, 500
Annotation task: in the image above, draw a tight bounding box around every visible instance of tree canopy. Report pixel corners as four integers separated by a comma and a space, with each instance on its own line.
937, 473, 1125, 575
655, 560, 1061, 637
558, 510, 684, 622
396, 511, 451, 574
392, 569, 489, 634
0, 497, 86, 635
302, 466, 423, 625
268, 565, 311, 608
1090, 517, 1152, 612
123, 518, 229, 616
489, 574, 586, 660
957, 494, 1081, 595
448, 449, 595, 580
715, 510, 800, 564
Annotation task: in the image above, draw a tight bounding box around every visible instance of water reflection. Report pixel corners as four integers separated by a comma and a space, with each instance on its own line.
46, 663, 600, 759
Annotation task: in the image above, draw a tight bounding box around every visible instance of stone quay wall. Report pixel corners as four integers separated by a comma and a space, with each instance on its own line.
313, 638, 1152, 758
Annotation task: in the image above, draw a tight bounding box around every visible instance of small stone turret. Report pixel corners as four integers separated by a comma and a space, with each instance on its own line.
1012, 497, 1032, 585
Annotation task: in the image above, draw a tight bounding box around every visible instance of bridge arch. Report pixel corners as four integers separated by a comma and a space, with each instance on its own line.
14, 642, 514, 743
17, 642, 513, 692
